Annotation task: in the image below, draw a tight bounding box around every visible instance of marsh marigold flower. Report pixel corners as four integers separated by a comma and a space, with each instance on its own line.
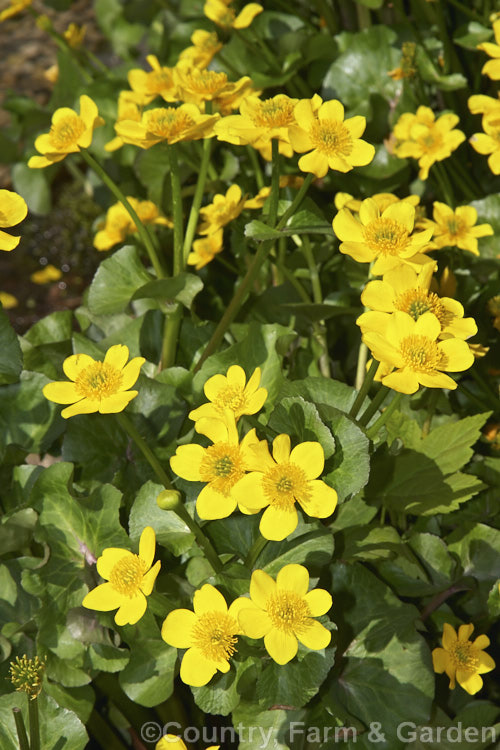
83, 527, 160, 626
175, 64, 254, 114
43, 344, 145, 418
470, 112, 500, 174
63, 22, 86, 49
178, 29, 222, 69
333, 197, 434, 276
30, 264, 62, 284
28, 95, 104, 168
0, 189, 28, 251
215, 94, 297, 159
391, 106, 465, 180
198, 184, 246, 235
0, 291, 18, 309
204, 0, 263, 30
188, 229, 224, 269
0, 0, 31, 21
128, 55, 178, 105
288, 95, 375, 178
189, 365, 267, 424
162, 583, 244, 686
235, 564, 332, 665
468, 93, 500, 116
231, 434, 338, 540
423, 202, 493, 256
115, 104, 219, 149
363, 311, 475, 394
105, 92, 142, 152
244, 175, 304, 209
157, 738, 218, 750
432, 623, 495, 695
334, 191, 420, 214
358, 265, 477, 341
170, 416, 260, 519
477, 20, 500, 80
94, 198, 172, 251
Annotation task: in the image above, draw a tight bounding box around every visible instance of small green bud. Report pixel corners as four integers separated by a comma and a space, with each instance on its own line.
157, 489, 182, 510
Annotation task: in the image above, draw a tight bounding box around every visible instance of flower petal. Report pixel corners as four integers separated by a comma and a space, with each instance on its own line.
139, 526, 156, 569
264, 628, 298, 664
289, 442, 324, 479
140, 560, 161, 595
458, 623, 474, 642
442, 623, 458, 650
272, 434, 291, 463
97, 548, 133, 579
82, 582, 123, 612
114, 592, 147, 625
180, 647, 217, 687
304, 588, 332, 616
232, 472, 268, 511
276, 564, 309, 596
249, 569, 276, 609
193, 584, 228, 615
104, 344, 129, 371
42, 381, 81, 404
170, 444, 206, 481
61, 398, 100, 418
161, 608, 197, 647
299, 479, 337, 519
98, 391, 138, 413
432, 647, 449, 674
297, 620, 331, 651
196, 484, 237, 520
259, 505, 298, 541
238, 607, 273, 638
477, 651, 495, 673
456, 670, 483, 695
119, 357, 145, 390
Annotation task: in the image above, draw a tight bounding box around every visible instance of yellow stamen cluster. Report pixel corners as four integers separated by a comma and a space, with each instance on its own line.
267, 591, 311, 634
310, 120, 352, 157
192, 611, 238, 661
363, 219, 409, 256
451, 642, 479, 671
49, 115, 86, 150
252, 97, 296, 128
109, 556, 147, 597
394, 289, 449, 325
199, 443, 245, 494
74, 361, 123, 400
144, 108, 195, 139
262, 463, 310, 510
400, 334, 446, 372
9, 655, 46, 700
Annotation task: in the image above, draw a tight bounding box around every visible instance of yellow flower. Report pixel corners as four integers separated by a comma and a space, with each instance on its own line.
115, 104, 219, 149
288, 96, 375, 178
63, 22, 86, 49
204, 0, 263, 30
392, 107, 466, 180
214, 94, 297, 159
235, 564, 331, 665
0, 189, 28, 251
82, 527, 160, 626
244, 175, 304, 209
170, 416, 260, 519
198, 184, 246, 235
161, 583, 243, 686
470, 112, 500, 174
105, 91, 142, 152
128, 55, 178, 105
42, 344, 145, 418
424, 202, 493, 255
0, 291, 18, 309
175, 64, 254, 113
432, 623, 495, 695
178, 29, 223, 69
231, 434, 338, 540
94, 198, 171, 251
363, 311, 475, 394
332, 197, 434, 276
28, 95, 104, 168
157, 738, 219, 750
0, 0, 31, 22
187, 229, 224, 269
189, 365, 267, 423
30, 264, 62, 284
358, 265, 477, 341
477, 20, 500, 80
333, 191, 420, 214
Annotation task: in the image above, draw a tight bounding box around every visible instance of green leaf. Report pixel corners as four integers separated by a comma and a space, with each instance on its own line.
411, 413, 490, 475
470, 194, 500, 259
191, 657, 256, 716
11, 162, 51, 215
129, 481, 195, 556
416, 46, 467, 90
88, 245, 153, 315
447, 523, 500, 582
0, 371, 62, 452
0, 509, 37, 556
232, 702, 302, 750
119, 639, 177, 707
88, 643, 130, 672
0, 692, 88, 750
268, 397, 336, 459
454, 22, 492, 50
409, 532, 459, 586
256, 644, 336, 709
324, 27, 400, 110
335, 525, 404, 562
244, 219, 282, 241
261, 527, 334, 577
0, 306, 22, 385
330, 562, 434, 745
131, 273, 203, 308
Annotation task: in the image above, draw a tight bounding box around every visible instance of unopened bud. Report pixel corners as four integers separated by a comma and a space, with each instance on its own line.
156, 489, 181, 510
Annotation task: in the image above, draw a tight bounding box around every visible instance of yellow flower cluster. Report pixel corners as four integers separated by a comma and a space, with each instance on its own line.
470, 20, 500, 174
94, 198, 172, 251
332, 193, 487, 394
161, 563, 332, 685
170, 365, 338, 538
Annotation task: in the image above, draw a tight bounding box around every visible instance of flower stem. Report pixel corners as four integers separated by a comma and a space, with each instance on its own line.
358, 385, 391, 427
301, 236, 330, 377
246, 145, 264, 190
80, 150, 165, 279
160, 305, 182, 369
276, 173, 314, 229
182, 135, 212, 266
366, 392, 404, 440
268, 139, 281, 227
348, 358, 379, 419
166, 145, 184, 276
28, 697, 40, 750
116, 412, 223, 573
12, 708, 30, 750
245, 536, 268, 569
431, 161, 454, 207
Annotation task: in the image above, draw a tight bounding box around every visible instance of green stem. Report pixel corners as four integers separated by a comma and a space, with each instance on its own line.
245, 536, 268, 569
277, 173, 314, 229
12, 708, 30, 750
166, 145, 184, 276
268, 139, 281, 227
301, 236, 330, 377
422, 388, 440, 437
358, 385, 391, 427
116, 412, 173, 488
160, 304, 182, 369
80, 150, 164, 278
431, 161, 454, 206
446, 0, 483, 23
356, 2, 371, 28
182, 137, 212, 266
348, 358, 379, 419
468, 367, 499, 413
355, 344, 369, 391
443, 160, 476, 202
28, 698, 39, 750
247, 146, 264, 190
87, 710, 129, 750
366, 392, 404, 440
116, 412, 223, 573
457, 381, 494, 412
313, 0, 338, 33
